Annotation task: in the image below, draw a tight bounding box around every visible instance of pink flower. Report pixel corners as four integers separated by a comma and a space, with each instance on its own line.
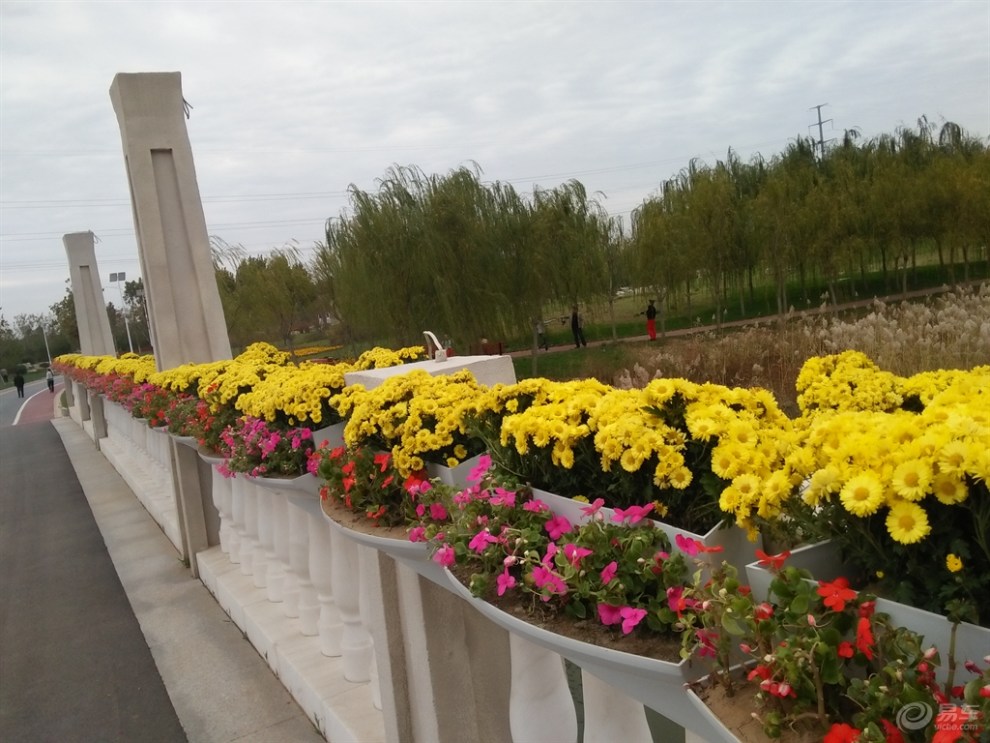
675, 533, 702, 556
469, 529, 498, 553
433, 544, 455, 567
579, 498, 605, 517
597, 603, 623, 626
407, 526, 427, 543
531, 566, 567, 600
600, 561, 618, 584
541, 542, 559, 566
666, 585, 698, 617
467, 453, 492, 485
496, 568, 517, 596
695, 629, 718, 658
429, 502, 448, 521
544, 515, 573, 540
523, 499, 550, 513
490, 487, 517, 507
563, 543, 593, 567
620, 607, 647, 635
612, 503, 654, 525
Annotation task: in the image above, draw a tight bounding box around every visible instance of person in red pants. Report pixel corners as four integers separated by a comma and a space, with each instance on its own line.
645, 299, 657, 341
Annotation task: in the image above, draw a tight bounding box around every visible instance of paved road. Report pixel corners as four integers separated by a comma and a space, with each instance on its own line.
0, 417, 187, 741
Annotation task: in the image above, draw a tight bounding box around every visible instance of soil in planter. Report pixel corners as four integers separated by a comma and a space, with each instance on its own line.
321, 496, 411, 540
449, 562, 685, 664
691, 678, 824, 743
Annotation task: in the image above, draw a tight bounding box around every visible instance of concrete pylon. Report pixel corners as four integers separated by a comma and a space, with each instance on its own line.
109, 72, 231, 368
63, 231, 115, 357
63, 231, 113, 444
109, 71, 232, 576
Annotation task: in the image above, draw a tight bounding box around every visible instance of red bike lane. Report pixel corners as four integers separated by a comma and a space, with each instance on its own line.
13, 384, 62, 425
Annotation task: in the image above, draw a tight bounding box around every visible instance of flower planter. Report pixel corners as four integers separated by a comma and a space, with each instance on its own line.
682, 681, 749, 743
309, 421, 345, 449
252, 472, 322, 498
532, 487, 761, 572
745, 541, 990, 683
197, 448, 226, 467
169, 433, 200, 449
320, 496, 445, 586
443, 567, 726, 737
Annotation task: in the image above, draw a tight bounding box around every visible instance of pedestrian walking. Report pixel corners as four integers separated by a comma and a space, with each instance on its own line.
536, 320, 550, 351
571, 305, 587, 348
13, 372, 25, 398
46, 368, 55, 393
643, 299, 658, 341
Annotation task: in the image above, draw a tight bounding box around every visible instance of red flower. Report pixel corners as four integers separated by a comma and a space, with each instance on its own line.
858, 600, 875, 619
817, 577, 858, 612
824, 722, 861, 743
754, 602, 774, 621
880, 719, 904, 743
755, 548, 791, 570
855, 617, 875, 660
837, 641, 855, 658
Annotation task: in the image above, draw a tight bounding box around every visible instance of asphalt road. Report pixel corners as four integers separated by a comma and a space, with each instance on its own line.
0, 403, 186, 740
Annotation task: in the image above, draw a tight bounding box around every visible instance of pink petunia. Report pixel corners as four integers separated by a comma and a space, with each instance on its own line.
620, 607, 647, 635
433, 544, 455, 567
531, 566, 567, 600
407, 526, 427, 543
612, 503, 654, 525
429, 502, 449, 521
597, 603, 623, 626
490, 487, 517, 508
579, 498, 606, 517
600, 561, 618, 584
563, 543, 593, 567
545, 515, 573, 540
523, 499, 550, 513
496, 568, 517, 596
467, 454, 492, 485
469, 529, 498, 553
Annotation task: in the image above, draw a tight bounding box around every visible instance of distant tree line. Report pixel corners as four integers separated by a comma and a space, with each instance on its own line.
10, 116, 982, 361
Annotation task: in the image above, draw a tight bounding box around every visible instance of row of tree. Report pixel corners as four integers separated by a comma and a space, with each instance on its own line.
3, 117, 985, 361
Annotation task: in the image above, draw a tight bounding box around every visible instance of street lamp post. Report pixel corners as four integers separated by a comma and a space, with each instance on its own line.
110, 272, 134, 353
41, 318, 53, 366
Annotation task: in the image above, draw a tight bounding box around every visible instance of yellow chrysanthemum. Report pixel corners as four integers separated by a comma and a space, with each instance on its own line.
839, 472, 885, 517
931, 474, 968, 505
945, 553, 963, 573
890, 460, 932, 502
885, 501, 931, 545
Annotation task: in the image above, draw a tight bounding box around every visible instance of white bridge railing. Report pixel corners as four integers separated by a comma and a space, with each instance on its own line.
66, 388, 718, 743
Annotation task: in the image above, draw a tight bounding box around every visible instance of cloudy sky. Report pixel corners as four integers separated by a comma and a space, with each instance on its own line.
1, 0, 988, 321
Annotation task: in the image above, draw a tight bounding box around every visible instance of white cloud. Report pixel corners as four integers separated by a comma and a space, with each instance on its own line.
1, 0, 987, 319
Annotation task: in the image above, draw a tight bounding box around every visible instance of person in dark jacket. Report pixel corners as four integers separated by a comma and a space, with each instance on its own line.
570, 305, 587, 348
13, 372, 25, 398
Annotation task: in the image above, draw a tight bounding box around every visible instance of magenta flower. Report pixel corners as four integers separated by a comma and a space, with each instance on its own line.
666, 585, 698, 617
563, 543, 593, 567
597, 603, 623, 626
429, 502, 448, 521
496, 568, 517, 596
579, 497, 606, 517
490, 487, 517, 507
434, 544, 455, 567
541, 542, 559, 566
600, 561, 618, 584
612, 503, 654, 525
531, 566, 567, 600
467, 454, 492, 485
408, 526, 427, 543
620, 607, 647, 634
544, 514, 573, 540
523, 499, 550, 513
675, 533, 702, 556
469, 529, 498, 553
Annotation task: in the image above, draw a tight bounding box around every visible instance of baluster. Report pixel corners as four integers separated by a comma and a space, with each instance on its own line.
580, 669, 652, 743
330, 531, 373, 681
287, 500, 319, 635
270, 487, 292, 605
227, 474, 245, 564
307, 513, 342, 656
255, 486, 281, 600
211, 467, 235, 556
508, 634, 578, 743
240, 477, 258, 575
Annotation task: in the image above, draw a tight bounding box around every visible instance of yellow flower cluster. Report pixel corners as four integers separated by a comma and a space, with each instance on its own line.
796, 350, 903, 413
284, 344, 343, 358
721, 357, 989, 546
333, 369, 485, 475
